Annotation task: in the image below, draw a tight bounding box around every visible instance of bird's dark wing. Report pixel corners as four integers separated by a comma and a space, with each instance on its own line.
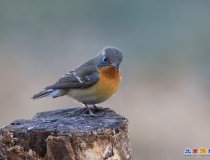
45, 66, 99, 90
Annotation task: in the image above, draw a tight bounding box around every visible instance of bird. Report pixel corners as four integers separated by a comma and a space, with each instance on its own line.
32, 46, 123, 115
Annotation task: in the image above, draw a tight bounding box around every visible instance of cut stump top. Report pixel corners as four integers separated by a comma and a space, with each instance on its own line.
8, 107, 127, 134
0, 107, 131, 159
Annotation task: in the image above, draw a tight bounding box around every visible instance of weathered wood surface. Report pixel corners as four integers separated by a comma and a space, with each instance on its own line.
0, 107, 132, 160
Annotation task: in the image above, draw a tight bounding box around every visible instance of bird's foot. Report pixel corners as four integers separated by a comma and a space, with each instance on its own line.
93, 105, 110, 112
81, 105, 101, 117
93, 105, 102, 112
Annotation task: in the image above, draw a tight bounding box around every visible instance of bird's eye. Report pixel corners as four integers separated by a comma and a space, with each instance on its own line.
103, 57, 107, 62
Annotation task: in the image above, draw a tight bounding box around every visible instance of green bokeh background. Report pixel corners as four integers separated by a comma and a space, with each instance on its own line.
1, 1, 210, 159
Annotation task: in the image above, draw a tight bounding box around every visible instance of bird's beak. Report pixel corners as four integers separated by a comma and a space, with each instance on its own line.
110, 64, 118, 69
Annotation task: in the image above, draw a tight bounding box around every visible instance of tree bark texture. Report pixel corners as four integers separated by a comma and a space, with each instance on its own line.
0, 107, 132, 160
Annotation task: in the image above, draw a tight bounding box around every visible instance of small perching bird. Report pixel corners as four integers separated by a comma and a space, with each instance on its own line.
32, 46, 123, 115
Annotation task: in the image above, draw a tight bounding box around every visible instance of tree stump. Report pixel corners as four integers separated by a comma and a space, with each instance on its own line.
0, 107, 132, 160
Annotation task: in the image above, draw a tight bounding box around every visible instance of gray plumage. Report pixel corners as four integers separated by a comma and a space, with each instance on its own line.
32, 46, 123, 101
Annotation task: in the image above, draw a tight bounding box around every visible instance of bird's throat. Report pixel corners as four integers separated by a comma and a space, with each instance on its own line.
98, 66, 119, 79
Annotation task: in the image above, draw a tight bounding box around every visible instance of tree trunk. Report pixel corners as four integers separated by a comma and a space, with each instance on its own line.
0, 107, 132, 160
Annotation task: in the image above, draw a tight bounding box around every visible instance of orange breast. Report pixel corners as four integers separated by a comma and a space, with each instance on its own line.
68, 66, 121, 104
96, 66, 121, 98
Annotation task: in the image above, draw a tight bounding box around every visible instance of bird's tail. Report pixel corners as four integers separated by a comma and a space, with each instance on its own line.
32, 89, 53, 100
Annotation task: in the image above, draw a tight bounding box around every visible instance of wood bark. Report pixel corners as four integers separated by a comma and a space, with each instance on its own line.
0, 107, 132, 160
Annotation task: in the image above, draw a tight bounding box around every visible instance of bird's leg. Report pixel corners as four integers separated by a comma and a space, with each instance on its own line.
83, 104, 97, 116
93, 104, 105, 112
93, 104, 98, 111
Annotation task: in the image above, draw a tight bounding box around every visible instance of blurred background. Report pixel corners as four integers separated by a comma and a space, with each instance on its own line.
1, 1, 210, 159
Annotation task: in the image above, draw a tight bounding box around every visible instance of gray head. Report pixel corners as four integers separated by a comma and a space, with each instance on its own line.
97, 46, 123, 69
